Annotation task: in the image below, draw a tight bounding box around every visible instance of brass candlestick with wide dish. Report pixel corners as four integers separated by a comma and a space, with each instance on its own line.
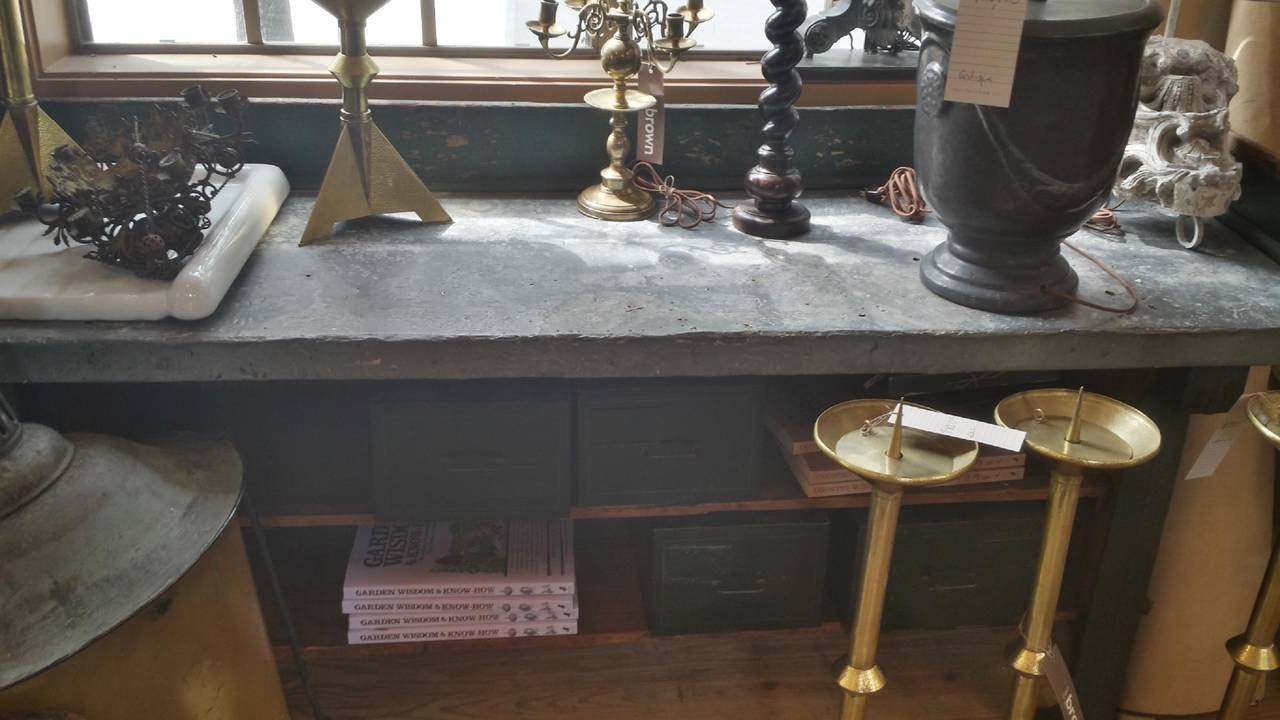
995, 388, 1162, 720
815, 399, 979, 720
301, 0, 451, 245
1219, 391, 1280, 719
0, 0, 83, 214
528, 0, 712, 221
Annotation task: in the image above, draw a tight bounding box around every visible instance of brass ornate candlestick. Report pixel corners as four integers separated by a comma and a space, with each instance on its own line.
995, 388, 1162, 720
301, 0, 451, 245
815, 399, 979, 720
1219, 391, 1280, 719
0, 0, 82, 215
529, 0, 711, 221
733, 0, 810, 239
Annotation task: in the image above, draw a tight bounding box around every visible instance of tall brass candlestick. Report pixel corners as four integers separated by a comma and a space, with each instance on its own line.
0, 0, 81, 214
1219, 391, 1280, 719
815, 399, 979, 720
529, 0, 710, 222
301, 0, 451, 245
995, 388, 1162, 720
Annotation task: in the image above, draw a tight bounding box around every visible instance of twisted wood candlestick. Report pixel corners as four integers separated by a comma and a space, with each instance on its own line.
733, 0, 811, 239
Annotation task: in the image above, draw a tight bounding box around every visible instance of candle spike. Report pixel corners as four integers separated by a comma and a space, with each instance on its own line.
1065, 387, 1086, 444
887, 399, 905, 460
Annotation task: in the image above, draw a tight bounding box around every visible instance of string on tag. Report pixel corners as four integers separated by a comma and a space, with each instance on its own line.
631, 161, 734, 230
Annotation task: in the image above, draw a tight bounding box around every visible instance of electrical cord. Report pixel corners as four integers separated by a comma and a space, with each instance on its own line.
631, 161, 734, 229
864, 166, 928, 223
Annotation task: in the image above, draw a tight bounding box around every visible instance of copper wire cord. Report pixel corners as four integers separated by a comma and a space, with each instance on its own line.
1084, 202, 1126, 237
632, 161, 734, 229
865, 166, 928, 223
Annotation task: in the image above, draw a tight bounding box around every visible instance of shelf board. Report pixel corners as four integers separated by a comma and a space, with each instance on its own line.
249, 472, 1106, 528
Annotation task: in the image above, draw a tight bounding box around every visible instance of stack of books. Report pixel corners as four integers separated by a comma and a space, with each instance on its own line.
343, 519, 578, 645
766, 413, 1027, 497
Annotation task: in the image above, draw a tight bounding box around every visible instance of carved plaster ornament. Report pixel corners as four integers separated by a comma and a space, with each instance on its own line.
1114, 36, 1242, 249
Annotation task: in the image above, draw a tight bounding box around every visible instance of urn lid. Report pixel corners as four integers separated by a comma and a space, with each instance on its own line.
913, 0, 1163, 38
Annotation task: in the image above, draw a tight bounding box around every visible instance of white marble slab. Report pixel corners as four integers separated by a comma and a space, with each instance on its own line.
0, 163, 289, 321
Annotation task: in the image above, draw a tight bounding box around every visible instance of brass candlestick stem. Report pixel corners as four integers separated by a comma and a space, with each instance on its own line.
301, 0, 451, 245
995, 388, 1162, 720
815, 399, 979, 720
529, 0, 711, 221
1219, 391, 1280, 719
0, 0, 82, 214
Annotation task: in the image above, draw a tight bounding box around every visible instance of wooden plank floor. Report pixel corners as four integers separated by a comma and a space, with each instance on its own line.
280, 624, 1280, 720
280, 625, 1009, 720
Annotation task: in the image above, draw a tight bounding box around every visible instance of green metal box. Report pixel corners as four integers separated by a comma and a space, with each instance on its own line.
576, 382, 761, 506
832, 503, 1045, 631
369, 382, 572, 520
645, 512, 830, 635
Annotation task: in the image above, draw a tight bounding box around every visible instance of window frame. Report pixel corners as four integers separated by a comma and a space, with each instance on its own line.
26, 0, 917, 105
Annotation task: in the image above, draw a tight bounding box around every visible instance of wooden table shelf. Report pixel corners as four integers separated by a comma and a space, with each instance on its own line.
248, 471, 1107, 529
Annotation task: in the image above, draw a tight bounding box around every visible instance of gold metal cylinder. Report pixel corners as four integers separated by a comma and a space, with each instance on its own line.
0, 0, 34, 104
0, 523, 290, 719
1219, 499, 1280, 717
1009, 465, 1083, 720
839, 483, 902, 720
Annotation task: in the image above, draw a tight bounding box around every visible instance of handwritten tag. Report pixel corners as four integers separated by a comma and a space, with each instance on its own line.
637, 65, 665, 164
894, 404, 1026, 452
943, 0, 1028, 108
1044, 644, 1084, 720
1186, 394, 1256, 480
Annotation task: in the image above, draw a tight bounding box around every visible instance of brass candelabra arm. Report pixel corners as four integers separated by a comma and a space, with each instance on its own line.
637, 0, 702, 73
529, 0, 608, 59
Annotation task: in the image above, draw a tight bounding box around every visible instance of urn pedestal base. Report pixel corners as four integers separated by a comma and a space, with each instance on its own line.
920, 236, 1078, 314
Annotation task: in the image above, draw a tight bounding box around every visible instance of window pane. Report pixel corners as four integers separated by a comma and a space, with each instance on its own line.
436, 0, 771, 51
275, 0, 423, 46
84, 0, 241, 44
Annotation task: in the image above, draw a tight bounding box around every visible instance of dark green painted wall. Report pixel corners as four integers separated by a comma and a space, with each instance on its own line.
42, 99, 915, 193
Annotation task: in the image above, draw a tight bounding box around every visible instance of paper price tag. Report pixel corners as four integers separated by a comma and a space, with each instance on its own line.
894, 404, 1026, 452
1185, 394, 1257, 480
943, 0, 1028, 108
1044, 644, 1084, 720
637, 65, 665, 164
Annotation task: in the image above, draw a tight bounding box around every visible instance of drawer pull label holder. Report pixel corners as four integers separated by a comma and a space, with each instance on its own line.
814, 399, 980, 720
994, 388, 1162, 720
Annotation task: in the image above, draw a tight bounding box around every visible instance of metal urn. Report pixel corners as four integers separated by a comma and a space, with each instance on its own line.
913, 0, 1162, 314
0, 395, 290, 719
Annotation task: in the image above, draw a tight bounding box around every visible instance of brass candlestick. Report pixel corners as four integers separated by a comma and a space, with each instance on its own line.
1219, 391, 1280, 719
815, 399, 979, 720
995, 388, 1162, 720
301, 0, 451, 245
0, 0, 82, 214
529, 0, 711, 221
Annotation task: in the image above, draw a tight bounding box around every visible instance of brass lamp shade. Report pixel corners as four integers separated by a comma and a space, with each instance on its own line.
0, 397, 242, 690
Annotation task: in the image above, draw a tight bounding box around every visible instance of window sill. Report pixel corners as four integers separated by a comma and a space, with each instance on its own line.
35, 52, 916, 106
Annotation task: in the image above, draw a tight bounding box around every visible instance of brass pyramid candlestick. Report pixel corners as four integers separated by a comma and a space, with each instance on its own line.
815, 399, 979, 720
0, 0, 82, 214
1219, 391, 1280, 719
995, 388, 1162, 720
301, 0, 451, 245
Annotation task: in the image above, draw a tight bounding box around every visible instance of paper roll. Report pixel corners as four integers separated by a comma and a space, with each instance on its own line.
1120, 367, 1275, 716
